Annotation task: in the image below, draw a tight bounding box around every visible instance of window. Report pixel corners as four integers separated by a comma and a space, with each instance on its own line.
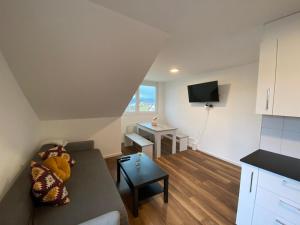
139, 85, 156, 112
125, 83, 157, 113
126, 94, 136, 112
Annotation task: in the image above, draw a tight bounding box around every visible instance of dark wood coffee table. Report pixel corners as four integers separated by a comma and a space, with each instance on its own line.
117, 153, 169, 217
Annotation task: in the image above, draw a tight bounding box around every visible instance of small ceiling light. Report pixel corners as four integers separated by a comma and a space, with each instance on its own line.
170, 68, 179, 74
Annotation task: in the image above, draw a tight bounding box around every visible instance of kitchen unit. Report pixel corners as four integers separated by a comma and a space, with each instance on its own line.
236, 150, 300, 225
256, 12, 300, 117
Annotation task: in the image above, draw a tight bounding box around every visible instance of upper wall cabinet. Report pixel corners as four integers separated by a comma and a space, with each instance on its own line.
274, 22, 300, 117
256, 37, 277, 115
256, 13, 300, 117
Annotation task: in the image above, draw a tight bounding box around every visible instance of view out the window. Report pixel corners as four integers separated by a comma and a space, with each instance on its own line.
125, 84, 157, 113
126, 94, 136, 112
139, 85, 156, 112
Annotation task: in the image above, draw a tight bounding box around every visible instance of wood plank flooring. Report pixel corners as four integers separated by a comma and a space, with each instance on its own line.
105, 149, 241, 225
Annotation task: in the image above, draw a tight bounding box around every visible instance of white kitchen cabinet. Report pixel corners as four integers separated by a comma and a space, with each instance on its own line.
274, 26, 300, 117
256, 12, 300, 117
256, 187, 300, 223
252, 204, 296, 225
256, 37, 278, 115
237, 150, 300, 225
237, 165, 300, 225
236, 163, 259, 225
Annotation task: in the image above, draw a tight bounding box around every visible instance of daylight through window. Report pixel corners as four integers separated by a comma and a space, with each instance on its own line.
125, 84, 157, 113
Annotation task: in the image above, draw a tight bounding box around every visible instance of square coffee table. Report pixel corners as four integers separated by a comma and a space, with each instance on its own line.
117, 153, 169, 217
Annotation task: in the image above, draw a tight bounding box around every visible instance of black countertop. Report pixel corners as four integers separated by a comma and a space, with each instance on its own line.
241, 149, 300, 182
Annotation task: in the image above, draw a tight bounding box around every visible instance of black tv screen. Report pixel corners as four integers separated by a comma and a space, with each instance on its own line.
187, 81, 219, 102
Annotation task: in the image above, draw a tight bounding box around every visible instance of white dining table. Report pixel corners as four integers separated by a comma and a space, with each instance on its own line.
136, 122, 177, 158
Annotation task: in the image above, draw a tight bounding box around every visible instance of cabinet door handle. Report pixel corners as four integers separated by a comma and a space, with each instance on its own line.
265, 88, 270, 110
249, 172, 254, 193
282, 180, 300, 192
275, 219, 286, 225
279, 199, 300, 213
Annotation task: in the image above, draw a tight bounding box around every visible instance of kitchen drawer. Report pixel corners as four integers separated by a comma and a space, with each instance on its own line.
253, 204, 296, 225
258, 169, 300, 204
256, 187, 300, 224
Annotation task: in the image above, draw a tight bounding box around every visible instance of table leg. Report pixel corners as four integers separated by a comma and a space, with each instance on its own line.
164, 177, 169, 203
133, 187, 139, 217
172, 132, 176, 154
117, 160, 120, 183
155, 134, 161, 158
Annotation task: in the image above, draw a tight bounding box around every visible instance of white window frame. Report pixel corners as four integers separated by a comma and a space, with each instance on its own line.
124, 81, 158, 115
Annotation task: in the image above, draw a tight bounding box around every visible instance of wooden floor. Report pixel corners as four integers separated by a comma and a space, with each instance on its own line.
105, 147, 241, 225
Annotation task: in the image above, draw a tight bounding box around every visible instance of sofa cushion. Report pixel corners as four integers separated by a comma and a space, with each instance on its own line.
79, 211, 120, 225
65, 140, 95, 153
33, 149, 128, 225
43, 156, 71, 182
31, 161, 70, 206
38, 146, 76, 166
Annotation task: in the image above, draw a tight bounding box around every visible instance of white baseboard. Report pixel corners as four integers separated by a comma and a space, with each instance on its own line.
103, 152, 122, 159
195, 149, 241, 167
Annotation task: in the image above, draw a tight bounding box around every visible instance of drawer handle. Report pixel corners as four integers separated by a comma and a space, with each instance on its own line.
275, 219, 286, 225
249, 172, 254, 193
282, 180, 300, 192
275, 218, 293, 225
279, 199, 300, 213
266, 88, 270, 110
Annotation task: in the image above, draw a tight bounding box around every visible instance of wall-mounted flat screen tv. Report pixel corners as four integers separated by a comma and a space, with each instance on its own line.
187, 81, 219, 102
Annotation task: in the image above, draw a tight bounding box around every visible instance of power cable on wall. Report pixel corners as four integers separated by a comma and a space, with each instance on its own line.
192, 105, 211, 150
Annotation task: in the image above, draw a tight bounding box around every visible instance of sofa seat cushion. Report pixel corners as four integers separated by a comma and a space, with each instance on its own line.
0, 166, 33, 225
79, 211, 120, 225
33, 150, 128, 225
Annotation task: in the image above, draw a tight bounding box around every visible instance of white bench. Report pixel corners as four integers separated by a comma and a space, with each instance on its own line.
165, 133, 188, 152
125, 133, 154, 159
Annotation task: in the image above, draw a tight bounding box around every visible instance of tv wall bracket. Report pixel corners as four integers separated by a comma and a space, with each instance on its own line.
205, 103, 213, 108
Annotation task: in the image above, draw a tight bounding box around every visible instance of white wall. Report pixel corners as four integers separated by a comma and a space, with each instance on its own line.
0, 51, 40, 199
41, 117, 122, 158
260, 116, 300, 159
121, 82, 165, 139
163, 63, 262, 164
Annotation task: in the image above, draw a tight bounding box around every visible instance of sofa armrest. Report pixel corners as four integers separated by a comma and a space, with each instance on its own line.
65, 140, 95, 152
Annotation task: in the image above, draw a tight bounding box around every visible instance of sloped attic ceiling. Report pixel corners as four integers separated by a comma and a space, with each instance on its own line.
0, 0, 168, 120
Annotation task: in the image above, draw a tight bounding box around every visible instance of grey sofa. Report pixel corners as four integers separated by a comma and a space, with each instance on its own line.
0, 141, 128, 225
